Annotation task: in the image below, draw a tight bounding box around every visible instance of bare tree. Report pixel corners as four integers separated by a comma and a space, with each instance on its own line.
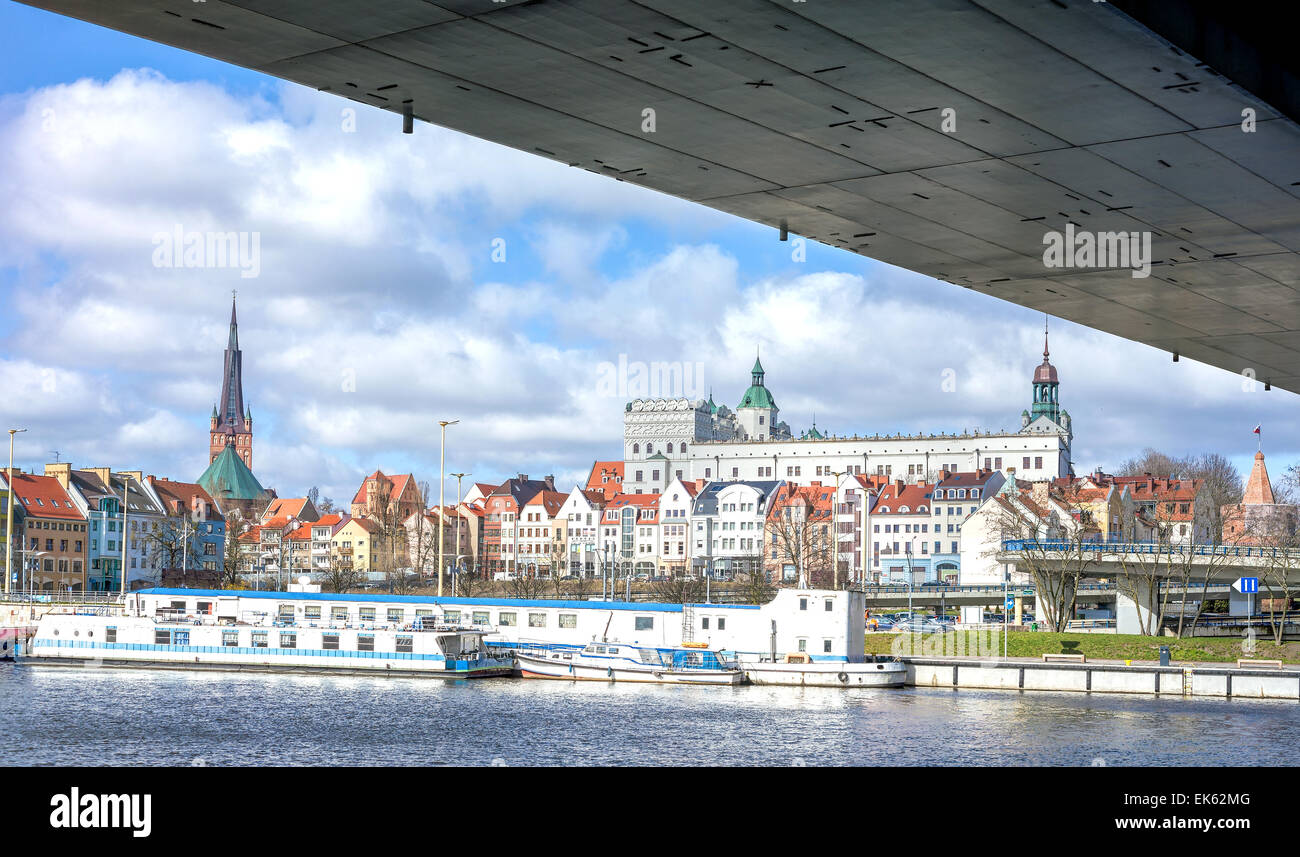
221, 508, 245, 588
735, 571, 775, 605
321, 563, 360, 594
765, 503, 835, 588
652, 576, 704, 604
505, 575, 548, 599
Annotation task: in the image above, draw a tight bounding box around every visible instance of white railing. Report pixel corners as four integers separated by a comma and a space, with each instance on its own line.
1, 589, 125, 605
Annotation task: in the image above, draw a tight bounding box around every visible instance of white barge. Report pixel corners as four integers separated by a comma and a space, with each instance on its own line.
27, 594, 511, 679
23, 587, 902, 687
516, 642, 743, 685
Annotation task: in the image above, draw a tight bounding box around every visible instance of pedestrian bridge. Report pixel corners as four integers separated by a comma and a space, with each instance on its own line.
997, 539, 1300, 578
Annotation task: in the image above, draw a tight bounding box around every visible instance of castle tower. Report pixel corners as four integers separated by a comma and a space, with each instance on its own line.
736, 354, 779, 441
209, 294, 253, 469
1030, 318, 1060, 424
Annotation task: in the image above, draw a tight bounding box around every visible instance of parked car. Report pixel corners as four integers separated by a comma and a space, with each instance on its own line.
894, 618, 954, 634
920, 581, 947, 588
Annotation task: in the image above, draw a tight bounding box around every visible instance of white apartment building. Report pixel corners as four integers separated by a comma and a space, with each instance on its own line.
556, 486, 605, 577
691, 480, 783, 578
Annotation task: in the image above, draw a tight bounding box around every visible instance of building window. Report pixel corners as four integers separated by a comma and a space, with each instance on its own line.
799, 598, 807, 611
1035, 456, 1043, 469
825, 599, 833, 612
331, 606, 348, 622
797, 638, 807, 652
359, 607, 376, 622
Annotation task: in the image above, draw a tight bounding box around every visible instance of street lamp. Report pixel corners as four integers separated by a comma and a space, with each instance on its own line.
5, 428, 27, 594
437, 419, 459, 597
450, 472, 468, 587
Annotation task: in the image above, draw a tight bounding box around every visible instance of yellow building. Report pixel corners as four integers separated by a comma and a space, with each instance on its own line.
330, 517, 380, 573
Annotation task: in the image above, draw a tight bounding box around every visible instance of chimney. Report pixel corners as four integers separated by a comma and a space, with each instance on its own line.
545, 475, 555, 490
122, 470, 143, 484
894, 479, 905, 494
1031, 481, 1049, 508
517, 473, 528, 482
44, 462, 71, 489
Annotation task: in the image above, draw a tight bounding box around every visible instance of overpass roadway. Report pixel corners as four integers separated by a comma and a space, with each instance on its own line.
22, 0, 1300, 389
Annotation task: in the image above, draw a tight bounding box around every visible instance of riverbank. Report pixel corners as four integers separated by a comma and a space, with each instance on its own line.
866, 630, 1300, 665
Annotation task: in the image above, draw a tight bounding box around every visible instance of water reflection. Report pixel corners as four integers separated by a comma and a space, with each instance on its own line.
1, 663, 1294, 766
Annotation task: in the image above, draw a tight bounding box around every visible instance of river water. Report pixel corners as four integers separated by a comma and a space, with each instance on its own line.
1, 662, 1294, 766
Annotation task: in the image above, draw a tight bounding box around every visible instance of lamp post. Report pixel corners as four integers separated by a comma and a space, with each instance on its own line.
437, 419, 459, 597
830, 470, 848, 590
5, 428, 26, 594
450, 472, 468, 588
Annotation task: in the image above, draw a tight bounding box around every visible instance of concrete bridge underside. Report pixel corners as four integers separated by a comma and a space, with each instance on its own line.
22, 0, 1300, 389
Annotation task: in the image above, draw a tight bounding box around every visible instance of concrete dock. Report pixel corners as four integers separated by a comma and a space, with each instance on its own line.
903, 656, 1300, 701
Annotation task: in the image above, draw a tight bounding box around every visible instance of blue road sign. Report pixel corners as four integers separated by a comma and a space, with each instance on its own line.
1005, 597, 1015, 610
1234, 577, 1259, 594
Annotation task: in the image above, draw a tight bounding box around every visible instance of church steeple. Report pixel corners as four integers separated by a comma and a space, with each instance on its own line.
210, 292, 253, 470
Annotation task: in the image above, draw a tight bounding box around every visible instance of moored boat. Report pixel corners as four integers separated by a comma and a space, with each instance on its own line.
516, 641, 743, 685
26, 612, 513, 678
740, 652, 906, 687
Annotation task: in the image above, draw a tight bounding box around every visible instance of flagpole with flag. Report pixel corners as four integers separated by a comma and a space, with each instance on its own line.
1253, 424, 1261, 451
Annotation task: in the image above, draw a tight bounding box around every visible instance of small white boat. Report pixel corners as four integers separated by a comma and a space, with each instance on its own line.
516, 642, 744, 685
741, 653, 906, 687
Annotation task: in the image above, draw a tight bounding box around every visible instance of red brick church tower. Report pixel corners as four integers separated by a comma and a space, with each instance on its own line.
210, 294, 254, 469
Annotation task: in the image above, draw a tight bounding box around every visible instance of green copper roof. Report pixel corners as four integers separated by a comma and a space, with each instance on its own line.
198, 444, 264, 501
739, 383, 776, 410
752, 356, 764, 375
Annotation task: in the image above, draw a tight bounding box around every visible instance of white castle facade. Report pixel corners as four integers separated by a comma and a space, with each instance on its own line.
622, 338, 1073, 495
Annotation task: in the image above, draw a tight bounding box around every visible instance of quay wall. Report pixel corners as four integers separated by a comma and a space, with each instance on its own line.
904, 657, 1300, 701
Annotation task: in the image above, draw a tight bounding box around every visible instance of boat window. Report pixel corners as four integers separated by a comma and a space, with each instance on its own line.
635, 616, 653, 631
281, 632, 297, 649
717, 618, 726, 631
197, 601, 212, 614
823, 639, 832, 653
607, 647, 620, 655
331, 606, 348, 621
528, 613, 547, 628
701, 617, 709, 630
415, 609, 433, 618
639, 649, 660, 664
800, 598, 807, 611
305, 606, 321, 620
279, 603, 295, 617
396, 636, 413, 654
221, 630, 238, 647
443, 610, 461, 624
322, 634, 340, 650
173, 631, 190, 646
359, 607, 376, 622
498, 612, 517, 627
387, 608, 404, 623
595, 646, 606, 654
825, 599, 833, 612
251, 631, 268, 648
472, 611, 490, 625
154, 629, 171, 645
559, 613, 577, 629
357, 634, 374, 652
105, 626, 117, 644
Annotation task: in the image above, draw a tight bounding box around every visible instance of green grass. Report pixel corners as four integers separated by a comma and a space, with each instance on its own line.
864, 630, 1300, 664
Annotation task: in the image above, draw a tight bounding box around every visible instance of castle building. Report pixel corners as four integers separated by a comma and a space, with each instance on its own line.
621, 330, 1073, 494
209, 295, 254, 469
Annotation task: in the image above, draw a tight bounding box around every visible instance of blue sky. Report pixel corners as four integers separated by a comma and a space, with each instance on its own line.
1, 2, 1294, 505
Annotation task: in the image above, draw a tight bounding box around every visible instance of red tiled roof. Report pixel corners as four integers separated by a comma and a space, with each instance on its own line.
585, 461, 625, 500
352, 470, 415, 506
264, 497, 313, 520
872, 482, 933, 514
148, 477, 223, 520
525, 490, 567, 516
5, 472, 83, 520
